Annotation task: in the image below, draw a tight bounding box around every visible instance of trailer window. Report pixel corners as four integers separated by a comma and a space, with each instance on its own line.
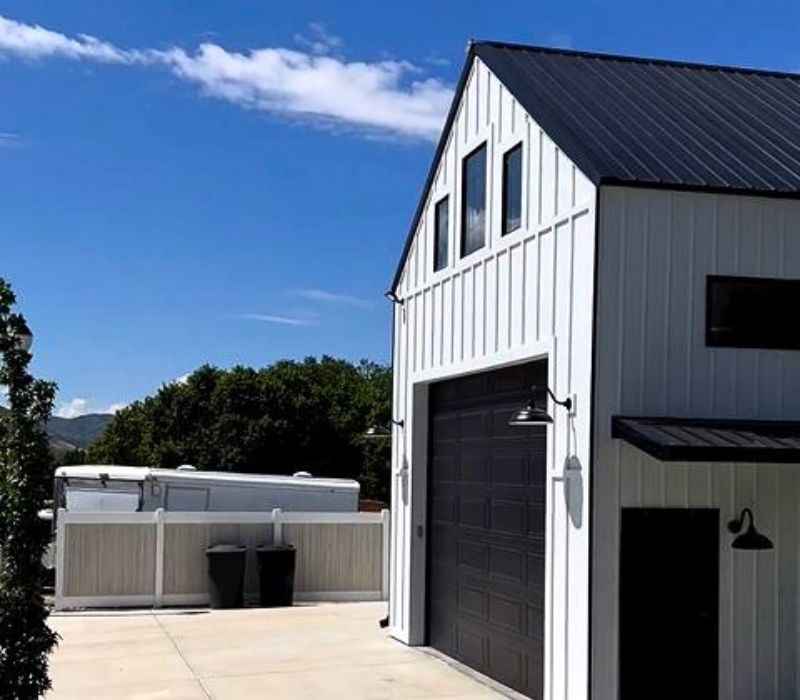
165, 486, 209, 511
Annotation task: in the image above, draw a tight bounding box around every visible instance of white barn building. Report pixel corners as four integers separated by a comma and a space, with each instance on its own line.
388, 41, 800, 699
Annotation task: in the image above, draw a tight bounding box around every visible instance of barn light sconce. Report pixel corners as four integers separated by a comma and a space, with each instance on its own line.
728, 508, 773, 551
364, 419, 404, 439
509, 385, 573, 426
384, 291, 404, 306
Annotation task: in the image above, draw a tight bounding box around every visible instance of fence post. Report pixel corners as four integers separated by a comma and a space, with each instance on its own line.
154, 509, 165, 608
54, 508, 67, 611
381, 508, 391, 601
272, 508, 283, 545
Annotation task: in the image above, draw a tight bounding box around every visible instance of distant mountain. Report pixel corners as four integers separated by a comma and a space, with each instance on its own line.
0, 408, 112, 460
46, 413, 113, 450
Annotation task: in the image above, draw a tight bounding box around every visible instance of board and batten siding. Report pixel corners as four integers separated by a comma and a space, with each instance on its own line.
390, 56, 596, 700
593, 186, 800, 699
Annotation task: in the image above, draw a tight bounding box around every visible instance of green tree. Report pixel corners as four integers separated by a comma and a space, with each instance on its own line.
89, 357, 392, 500
0, 279, 59, 698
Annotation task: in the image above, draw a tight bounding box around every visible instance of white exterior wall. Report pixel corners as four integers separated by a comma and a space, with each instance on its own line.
390, 57, 596, 700
593, 186, 800, 699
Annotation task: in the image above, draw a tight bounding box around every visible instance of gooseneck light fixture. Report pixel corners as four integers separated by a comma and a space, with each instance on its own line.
364, 419, 404, 439
508, 385, 573, 426
728, 508, 773, 550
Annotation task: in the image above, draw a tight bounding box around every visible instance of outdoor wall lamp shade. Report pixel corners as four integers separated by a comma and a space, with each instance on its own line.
364, 419, 404, 438
508, 385, 573, 426
728, 508, 773, 550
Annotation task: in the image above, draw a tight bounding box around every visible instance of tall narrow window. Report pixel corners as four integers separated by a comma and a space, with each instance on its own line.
434, 196, 449, 272
502, 144, 523, 235
461, 143, 487, 257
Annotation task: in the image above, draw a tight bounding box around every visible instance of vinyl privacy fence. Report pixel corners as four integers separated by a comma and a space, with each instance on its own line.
54, 508, 389, 610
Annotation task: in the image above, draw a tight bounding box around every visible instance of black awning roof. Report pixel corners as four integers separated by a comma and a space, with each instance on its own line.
611, 416, 800, 463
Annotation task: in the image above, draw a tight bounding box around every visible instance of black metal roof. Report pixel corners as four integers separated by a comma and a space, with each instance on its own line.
612, 416, 800, 463
391, 42, 800, 292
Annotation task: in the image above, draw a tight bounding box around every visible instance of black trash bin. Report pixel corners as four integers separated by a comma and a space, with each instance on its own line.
205, 544, 247, 609
255, 544, 296, 607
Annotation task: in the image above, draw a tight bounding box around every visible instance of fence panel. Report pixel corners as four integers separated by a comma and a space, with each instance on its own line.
55, 509, 389, 610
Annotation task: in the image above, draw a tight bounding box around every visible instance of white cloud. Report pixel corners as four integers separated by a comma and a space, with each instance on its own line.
0, 15, 141, 63
289, 288, 370, 307
294, 22, 342, 56
55, 397, 126, 418
174, 373, 191, 385
0, 13, 452, 140
237, 313, 318, 326
158, 45, 450, 139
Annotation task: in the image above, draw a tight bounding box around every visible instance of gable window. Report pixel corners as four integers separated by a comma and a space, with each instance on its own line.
502, 144, 523, 235
434, 196, 449, 272
706, 275, 800, 350
461, 143, 487, 257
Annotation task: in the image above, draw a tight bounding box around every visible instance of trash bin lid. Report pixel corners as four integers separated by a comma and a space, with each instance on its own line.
256, 544, 296, 552
206, 544, 247, 553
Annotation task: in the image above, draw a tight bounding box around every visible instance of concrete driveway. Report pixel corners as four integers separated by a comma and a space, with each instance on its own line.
48, 602, 507, 699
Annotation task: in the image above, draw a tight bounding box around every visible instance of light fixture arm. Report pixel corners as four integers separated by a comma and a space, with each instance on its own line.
539, 385, 573, 413
728, 507, 753, 534
391, 418, 405, 428
384, 291, 404, 306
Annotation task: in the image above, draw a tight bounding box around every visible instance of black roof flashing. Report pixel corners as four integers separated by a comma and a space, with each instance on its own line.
390, 42, 800, 293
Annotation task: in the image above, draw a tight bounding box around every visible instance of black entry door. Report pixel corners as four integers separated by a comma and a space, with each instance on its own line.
620, 508, 719, 699
427, 362, 546, 698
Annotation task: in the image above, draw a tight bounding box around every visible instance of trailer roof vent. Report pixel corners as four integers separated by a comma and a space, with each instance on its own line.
293, 471, 313, 478
176, 464, 197, 471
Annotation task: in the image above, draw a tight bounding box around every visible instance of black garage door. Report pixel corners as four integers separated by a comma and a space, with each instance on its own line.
427, 361, 546, 698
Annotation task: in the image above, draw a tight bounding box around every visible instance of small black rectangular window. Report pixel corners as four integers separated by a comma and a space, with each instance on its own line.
434, 196, 449, 272
461, 143, 487, 257
706, 275, 800, 350
502, 144, 523, 235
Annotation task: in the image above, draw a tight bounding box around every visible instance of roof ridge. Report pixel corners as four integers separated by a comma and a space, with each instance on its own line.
474, 40, 800, 82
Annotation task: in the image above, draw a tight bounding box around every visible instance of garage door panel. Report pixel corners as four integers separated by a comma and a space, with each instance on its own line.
461, 456, 489, 483
459, 497, 489, 528
428, 362, 546, 699
489, 545, 525, 582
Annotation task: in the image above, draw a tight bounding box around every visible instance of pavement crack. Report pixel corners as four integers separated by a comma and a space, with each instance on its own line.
152, 612, 214, 700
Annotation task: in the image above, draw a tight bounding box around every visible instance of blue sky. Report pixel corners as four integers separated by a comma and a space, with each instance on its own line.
1, 1, 799, 417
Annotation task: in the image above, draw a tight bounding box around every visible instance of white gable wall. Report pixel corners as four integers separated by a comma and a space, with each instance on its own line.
390, 56, 596, 700
593, 186, 800, 698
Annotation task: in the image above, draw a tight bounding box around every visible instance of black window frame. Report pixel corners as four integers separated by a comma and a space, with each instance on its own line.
706, 274, 800, 350
433, 195, 450, 273
502, 142, 523, 236
460, 142, 488, 259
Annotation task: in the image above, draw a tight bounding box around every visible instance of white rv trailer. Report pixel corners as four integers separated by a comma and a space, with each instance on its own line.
53, 465, 360, 518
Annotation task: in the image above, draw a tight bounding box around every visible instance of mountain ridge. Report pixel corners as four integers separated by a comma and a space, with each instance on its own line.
0, 407, 113, 453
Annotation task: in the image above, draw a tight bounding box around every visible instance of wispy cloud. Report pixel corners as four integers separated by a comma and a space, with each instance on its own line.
425, 53, 451, 67
289, 288, 370, 308
55, 397, 126, 418
0, 15, 143, 63
0, 14, 452, 140
0, 131, 21, 148
293, 22, 342, 57
237, 313, 319, 327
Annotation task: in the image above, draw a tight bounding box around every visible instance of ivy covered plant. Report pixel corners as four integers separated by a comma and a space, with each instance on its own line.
0, 279, 58, 698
